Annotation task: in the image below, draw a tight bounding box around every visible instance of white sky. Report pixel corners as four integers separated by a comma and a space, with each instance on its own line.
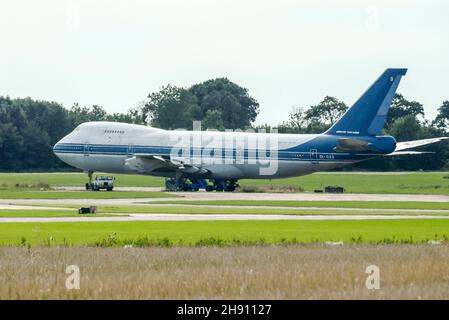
1, 0, 448, 125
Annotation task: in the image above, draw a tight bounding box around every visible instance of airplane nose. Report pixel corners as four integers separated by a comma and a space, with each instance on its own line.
53, 136, 67, 156
53, 143, 61, 158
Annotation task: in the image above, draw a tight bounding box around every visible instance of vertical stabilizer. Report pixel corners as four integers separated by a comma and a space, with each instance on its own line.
326, 68, 407, 136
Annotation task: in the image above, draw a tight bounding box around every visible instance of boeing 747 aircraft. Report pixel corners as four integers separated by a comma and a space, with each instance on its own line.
53, 69, 447, 191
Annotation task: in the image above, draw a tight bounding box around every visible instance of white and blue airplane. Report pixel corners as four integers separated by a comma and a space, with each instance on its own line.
54, 68, 447, 191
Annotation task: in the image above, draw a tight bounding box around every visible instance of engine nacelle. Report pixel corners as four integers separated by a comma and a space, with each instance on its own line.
124, 156, 162, 173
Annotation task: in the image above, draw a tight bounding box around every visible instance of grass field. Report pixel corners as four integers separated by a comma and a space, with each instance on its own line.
2, 171, 449, 194
1, 219, 448, 246
1, 245, 449, 299
0, 190, 174, 199
243, 171, 449, 194
0, 172, 163, 188
93, 205, 448, 216
151, 200, 449, 210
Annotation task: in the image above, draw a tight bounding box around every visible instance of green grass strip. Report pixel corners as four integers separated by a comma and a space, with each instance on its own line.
1, 219, 449, 246
0, 191, 175, 199
150, 200, 449, 210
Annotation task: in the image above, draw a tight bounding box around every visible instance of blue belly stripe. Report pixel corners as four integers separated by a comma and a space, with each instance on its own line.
53, 143, 374, 162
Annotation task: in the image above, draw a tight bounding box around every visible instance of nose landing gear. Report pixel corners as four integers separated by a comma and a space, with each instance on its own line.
85, 170, 93, 191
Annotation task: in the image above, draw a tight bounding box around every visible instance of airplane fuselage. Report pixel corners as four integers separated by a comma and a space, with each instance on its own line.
53, 121, 395, 179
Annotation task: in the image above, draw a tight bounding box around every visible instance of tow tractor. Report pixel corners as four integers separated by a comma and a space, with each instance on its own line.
86, 174, 115, 191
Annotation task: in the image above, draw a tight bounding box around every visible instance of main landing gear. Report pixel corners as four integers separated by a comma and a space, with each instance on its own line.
165, 178, 239, 192
210, 179, 239, 192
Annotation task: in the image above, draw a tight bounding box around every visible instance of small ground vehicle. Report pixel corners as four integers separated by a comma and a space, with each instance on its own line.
324, 185, 345, 193
78, 206, 97, 214
86, 176, 115, 191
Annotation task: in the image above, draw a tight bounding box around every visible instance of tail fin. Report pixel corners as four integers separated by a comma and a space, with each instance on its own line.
326, 68, 407, 136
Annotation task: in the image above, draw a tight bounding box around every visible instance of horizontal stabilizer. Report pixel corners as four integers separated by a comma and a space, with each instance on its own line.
395, 137, 449, 151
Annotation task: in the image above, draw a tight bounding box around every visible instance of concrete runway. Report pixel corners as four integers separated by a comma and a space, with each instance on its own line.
136, 203, 449, 213
1, 213, 449, 223
1, 191, 449, 217
2, 191, 449, 223
0, 205, 72, 210
1, 192, 449, 209
27, 185, 449, 202
173, 192, 449, 202
1, 202, 449, 214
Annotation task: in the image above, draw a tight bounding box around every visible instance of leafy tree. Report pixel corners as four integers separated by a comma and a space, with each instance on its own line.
386, 94, 424, 128
69, 103, 92, 126
0, 97, 73, 171
18, 98, 73, 146
286, 106, 307, 133
20, 121, 52, 169
0, 122, 24, 171
143, 78, 259, 130
107, 108, 145, 124
69, 103, 109, 126
388, 114, 423, 141
143, 85, 199, 129
202, 109, 225, 130
90, 104, 108, 120
304, 96, 348, 127
432, 100, 449, 132
189, 78, 259, 129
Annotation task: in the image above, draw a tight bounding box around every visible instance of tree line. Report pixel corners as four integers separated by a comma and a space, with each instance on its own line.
1, 77, 448, 171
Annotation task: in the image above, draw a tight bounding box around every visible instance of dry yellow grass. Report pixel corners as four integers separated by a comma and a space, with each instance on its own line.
1, 245, 449, 299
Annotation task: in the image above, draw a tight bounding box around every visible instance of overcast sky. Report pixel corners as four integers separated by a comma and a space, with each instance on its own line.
1, 0, 448, 125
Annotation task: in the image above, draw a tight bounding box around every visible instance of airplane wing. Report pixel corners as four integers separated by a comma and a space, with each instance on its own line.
394, 137, 449, 151
124, 154, 209, 175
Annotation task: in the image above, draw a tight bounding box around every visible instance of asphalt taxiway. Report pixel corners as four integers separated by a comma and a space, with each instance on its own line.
1, 191, 449, 222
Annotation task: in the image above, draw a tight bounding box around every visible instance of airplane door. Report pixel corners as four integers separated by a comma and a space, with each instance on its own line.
83, 143, 89, 157
310, 149, 318, 164
127, 144, 134, 158
83, 142, 90, 167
